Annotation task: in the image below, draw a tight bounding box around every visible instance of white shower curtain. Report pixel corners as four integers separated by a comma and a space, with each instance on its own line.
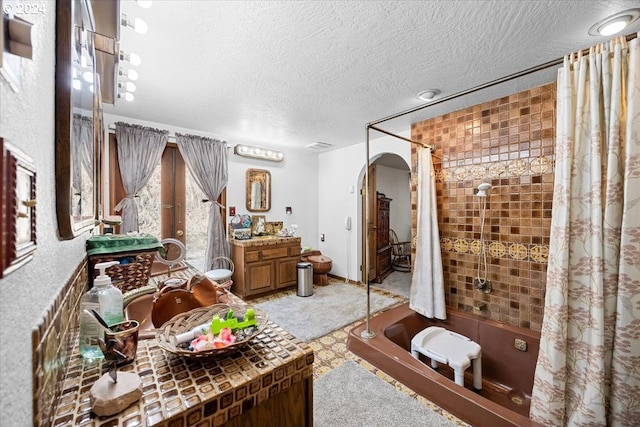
530, 35, 639, 426
410, 148, 446, 319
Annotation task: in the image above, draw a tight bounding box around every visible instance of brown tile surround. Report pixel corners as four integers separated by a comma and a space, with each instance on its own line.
411, 83, 556, 332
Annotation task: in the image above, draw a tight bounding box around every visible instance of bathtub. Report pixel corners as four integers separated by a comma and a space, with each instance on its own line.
347, 303, 543, 427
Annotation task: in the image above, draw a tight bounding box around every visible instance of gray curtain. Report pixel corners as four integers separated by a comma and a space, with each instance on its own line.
114, 122, 168, 233
175, 133, 229, 271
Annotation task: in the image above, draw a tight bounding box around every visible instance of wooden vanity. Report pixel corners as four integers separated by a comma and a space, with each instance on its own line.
230, 236, 302, 299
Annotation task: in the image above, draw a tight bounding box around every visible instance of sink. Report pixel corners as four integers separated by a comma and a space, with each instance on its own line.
124, 293, 157, 340
124, 289, 234, 340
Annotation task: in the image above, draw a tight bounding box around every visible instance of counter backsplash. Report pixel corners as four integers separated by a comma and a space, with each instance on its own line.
32, 259, 88, 427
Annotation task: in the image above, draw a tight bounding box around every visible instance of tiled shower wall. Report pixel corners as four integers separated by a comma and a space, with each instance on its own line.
411, 82, 556, 332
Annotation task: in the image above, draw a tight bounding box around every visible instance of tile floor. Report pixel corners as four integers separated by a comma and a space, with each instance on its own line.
251, 271, 470, 427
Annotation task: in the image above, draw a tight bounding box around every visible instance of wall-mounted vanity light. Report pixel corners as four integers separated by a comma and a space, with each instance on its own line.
119, 50, 141, 66
234, 144, 284, 162
121, 14, 148, 34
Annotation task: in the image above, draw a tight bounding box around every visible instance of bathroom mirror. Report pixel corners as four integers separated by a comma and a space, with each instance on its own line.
55, 0, 100, 239
246, 169, 271, 212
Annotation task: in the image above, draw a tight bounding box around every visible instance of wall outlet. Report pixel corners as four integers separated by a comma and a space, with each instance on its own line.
514, 338, 527, 352
229, 206, 236, 216
320, 233, 325, 242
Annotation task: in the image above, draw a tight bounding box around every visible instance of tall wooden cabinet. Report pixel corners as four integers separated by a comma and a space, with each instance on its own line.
375, 194, 392, 283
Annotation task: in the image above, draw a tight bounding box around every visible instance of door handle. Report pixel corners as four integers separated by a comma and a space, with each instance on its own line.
176, 230, 184, 236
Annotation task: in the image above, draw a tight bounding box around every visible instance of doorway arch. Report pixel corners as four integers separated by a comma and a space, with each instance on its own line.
356, 152, 411, 283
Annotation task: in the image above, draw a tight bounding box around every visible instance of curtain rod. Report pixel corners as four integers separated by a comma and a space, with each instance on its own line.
367, 32, 638, 129
368, 124, 435, 152
107, 124, 230, 147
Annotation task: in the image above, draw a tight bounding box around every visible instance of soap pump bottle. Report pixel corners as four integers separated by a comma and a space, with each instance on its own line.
79, 261, 124, 359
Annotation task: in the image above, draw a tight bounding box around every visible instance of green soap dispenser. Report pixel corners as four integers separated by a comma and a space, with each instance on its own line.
79, 261, 124, 360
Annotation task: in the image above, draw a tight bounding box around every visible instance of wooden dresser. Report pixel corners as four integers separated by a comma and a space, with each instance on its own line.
375, 194, 392, 283
230, 236, 302, 299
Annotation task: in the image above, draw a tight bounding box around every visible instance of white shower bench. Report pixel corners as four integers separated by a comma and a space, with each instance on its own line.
410, 326, 482, 389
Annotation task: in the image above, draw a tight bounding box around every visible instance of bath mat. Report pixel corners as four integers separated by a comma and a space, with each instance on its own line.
371, 270, 412, 299
254, 283, 398, 342
314, 361, 461, 427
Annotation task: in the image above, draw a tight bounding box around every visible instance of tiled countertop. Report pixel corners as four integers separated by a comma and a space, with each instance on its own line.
52, 313, 313, 426
228, 236, 301, 248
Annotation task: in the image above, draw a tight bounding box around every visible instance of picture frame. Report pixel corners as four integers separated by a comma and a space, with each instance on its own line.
1, 137, 37, 277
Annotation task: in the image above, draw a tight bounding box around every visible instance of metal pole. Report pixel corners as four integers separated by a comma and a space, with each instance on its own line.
360, 125, 375, 339
367, 32, 637, 129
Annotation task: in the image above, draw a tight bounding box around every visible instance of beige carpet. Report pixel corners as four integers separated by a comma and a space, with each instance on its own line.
254, 282, 398, 342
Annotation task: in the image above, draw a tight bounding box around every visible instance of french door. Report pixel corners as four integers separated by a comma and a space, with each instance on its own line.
108, 135, 225, 271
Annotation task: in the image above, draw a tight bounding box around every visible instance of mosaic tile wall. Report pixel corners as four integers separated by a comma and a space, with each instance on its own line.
32, 260, 88, 427
410, 82, 556, 332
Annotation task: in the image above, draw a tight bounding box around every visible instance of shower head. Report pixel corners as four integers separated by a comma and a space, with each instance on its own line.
476, 183, 492, 197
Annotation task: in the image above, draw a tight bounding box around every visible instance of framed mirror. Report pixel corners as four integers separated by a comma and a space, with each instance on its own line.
246, 169, 271, 212
55, 0, 100, 239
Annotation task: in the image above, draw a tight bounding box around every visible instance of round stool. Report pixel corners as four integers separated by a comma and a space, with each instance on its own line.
204, 256, 235, 284
307, 255, 332, 286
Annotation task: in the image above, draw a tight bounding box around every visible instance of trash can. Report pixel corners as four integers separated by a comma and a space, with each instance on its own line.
297, 262, 313, 297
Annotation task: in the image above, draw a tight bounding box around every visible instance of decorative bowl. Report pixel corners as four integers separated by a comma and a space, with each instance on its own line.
155, 304, 268, 359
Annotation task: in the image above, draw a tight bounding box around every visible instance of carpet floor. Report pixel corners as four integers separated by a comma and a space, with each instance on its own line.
254, 282, 398, 342
314, 361, 461, 427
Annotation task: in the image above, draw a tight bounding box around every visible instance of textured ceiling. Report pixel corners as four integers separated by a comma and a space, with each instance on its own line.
103, 0, 640, 150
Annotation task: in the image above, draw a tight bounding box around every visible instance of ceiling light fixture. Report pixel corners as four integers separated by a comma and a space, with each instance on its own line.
121, 14, 148, 34
588, 8, 640, 36
417, 89, 441, 102
234, 144, 284, 162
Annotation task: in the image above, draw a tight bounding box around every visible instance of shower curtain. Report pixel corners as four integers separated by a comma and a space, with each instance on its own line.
410, 147, 446, 319
530, 35, 639, 427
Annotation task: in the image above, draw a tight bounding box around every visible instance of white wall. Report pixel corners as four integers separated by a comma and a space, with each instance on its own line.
0, 6, 89, 424
376, 164, 411, 241
317, 131, 411, 282
103, 113, 320, 249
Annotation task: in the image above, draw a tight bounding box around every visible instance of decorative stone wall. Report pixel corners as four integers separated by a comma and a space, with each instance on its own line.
410, 82, 556, 331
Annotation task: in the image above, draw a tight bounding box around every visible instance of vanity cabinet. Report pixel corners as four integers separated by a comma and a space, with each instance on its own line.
230, 237, 302, 298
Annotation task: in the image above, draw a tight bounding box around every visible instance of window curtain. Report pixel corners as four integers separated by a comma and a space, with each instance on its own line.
114, 122, 169, 233
409, 147, 446, 320
530, 35, 639, 427
175, 133, 229, 271
72, 114, 93, 192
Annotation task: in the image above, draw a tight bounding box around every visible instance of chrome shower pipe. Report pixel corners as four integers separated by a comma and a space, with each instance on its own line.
361, 125, 375, 339
367, 32, 637, 129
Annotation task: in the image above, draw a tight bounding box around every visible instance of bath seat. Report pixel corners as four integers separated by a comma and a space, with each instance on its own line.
411, 326, 482, 390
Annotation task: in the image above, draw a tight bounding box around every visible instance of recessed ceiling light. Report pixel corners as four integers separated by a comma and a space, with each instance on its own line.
417, 89, 440, 102
588, 8, 639, 36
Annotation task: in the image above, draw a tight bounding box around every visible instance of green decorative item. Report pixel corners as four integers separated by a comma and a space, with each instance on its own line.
210, 308, 257, 334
